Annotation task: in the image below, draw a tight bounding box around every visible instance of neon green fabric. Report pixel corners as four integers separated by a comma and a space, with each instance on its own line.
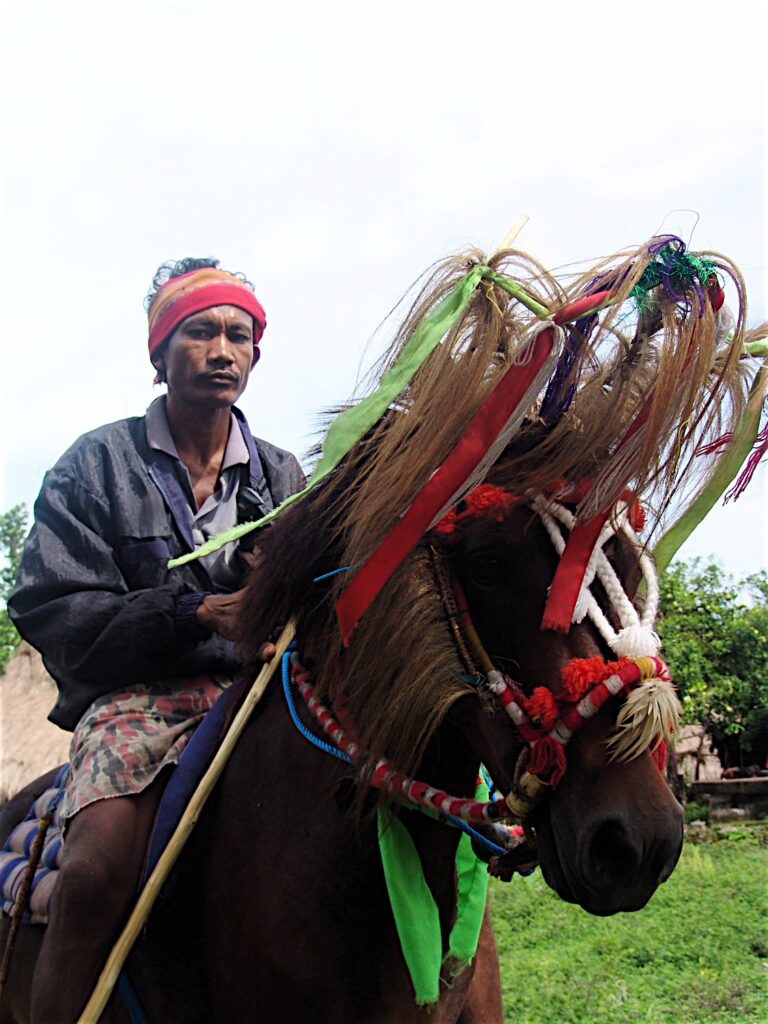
654, 363, 767, 574
377, 781, 490, 1006
378, 809, 443, 1005
449, 830, 490, 966
168, 265, 492, 568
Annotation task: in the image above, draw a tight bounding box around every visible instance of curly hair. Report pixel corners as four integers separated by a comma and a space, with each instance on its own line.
144, 257, 255, 311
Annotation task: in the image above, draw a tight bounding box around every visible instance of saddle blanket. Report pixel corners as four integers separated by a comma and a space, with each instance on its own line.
0, 766, 68, 923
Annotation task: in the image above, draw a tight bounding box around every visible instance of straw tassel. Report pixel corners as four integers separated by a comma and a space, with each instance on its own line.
606, 679, 681, 763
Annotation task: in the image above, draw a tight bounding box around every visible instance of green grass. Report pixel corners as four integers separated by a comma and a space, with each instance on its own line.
491, 825, 768, 1024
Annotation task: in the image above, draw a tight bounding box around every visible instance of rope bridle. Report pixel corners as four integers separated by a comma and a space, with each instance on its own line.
531, 495, 661, 659
437, 491, 679, 816
287, 492, 679, 831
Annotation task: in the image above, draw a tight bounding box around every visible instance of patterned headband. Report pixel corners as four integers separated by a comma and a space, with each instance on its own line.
147, 268, 267, 362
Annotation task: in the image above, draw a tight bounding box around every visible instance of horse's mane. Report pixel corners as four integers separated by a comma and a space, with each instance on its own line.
240, 240, 751, 781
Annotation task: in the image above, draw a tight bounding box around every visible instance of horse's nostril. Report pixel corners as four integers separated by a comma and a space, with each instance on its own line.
589, 819, 640, 883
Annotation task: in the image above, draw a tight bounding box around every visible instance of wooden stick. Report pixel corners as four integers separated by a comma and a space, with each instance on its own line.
0, 811, 54, 999
494, 214, 530, 254
77, 620, 297, 1023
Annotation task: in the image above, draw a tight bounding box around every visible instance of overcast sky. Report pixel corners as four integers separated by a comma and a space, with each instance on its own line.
2, 0, 765, 579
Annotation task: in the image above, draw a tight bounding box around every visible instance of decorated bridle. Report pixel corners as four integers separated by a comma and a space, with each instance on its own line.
287, 485, 680, 832
429, 485, 679, 818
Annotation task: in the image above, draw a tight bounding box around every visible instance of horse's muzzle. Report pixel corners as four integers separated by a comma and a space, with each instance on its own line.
533, 798, 684, 915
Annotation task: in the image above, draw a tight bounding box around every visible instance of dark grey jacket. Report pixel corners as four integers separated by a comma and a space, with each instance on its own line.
9, 408, 305, 730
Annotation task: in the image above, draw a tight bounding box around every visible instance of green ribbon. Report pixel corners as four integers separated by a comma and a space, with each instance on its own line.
377, 780, 490, 1006
484, 271, 550, 318
654, 362, 768, 574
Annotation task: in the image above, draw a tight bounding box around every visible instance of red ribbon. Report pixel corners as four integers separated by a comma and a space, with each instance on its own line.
336, 328, 555, 644
553, 289, 615, 326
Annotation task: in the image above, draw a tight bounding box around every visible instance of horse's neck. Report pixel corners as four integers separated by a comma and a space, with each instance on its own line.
400, 725, 481, 944
245, 672, 476, 946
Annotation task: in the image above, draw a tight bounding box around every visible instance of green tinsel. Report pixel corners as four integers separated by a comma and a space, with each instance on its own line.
630, 243, 717, 315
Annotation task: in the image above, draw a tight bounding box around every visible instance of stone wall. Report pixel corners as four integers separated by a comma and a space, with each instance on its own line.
690, 778, 768, 820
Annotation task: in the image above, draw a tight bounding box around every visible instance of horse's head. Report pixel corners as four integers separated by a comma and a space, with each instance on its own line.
233, 237, 750, 919
442, 495, 683, 914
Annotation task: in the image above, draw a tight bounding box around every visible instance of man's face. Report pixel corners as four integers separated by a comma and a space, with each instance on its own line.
154, 305, 254, 408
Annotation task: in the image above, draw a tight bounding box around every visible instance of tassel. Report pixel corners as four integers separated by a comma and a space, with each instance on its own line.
724, 422, 768, 502
561, 656, 623, 702
523, 687, 559, 731
527, 737, 567, 787
609, 625, 661, 659
607, 679, 681, 764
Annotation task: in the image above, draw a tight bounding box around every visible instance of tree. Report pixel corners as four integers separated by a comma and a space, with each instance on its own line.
0, 503, 28, 672
657, 559, 768, 770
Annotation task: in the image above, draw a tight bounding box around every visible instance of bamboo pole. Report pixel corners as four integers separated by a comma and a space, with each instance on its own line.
77, 619, 297, 1023
494, 214, 530, 254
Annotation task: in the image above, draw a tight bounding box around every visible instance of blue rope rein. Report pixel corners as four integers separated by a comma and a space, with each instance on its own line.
281, 651, 352, 764
280, 652, 505, 857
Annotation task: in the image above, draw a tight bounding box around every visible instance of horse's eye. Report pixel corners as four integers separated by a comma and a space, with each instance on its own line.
469, 553, 504, 586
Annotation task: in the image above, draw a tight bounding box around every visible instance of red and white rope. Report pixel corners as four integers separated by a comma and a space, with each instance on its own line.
291, 659, 509, 823
486, 657, 671, 785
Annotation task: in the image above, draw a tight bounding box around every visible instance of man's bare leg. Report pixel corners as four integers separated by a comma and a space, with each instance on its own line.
31, 780, 165, 1024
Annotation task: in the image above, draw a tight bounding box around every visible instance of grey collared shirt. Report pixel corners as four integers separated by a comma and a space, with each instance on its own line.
145, 396, 248, 591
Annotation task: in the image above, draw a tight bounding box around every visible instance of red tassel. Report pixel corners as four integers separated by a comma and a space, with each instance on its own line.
432, 510, 460, 536
696, 431, 733, 458
465, 485, 518, 520
560, 656, 624, 702
528, 736, 567, 786
724, 423, 768, 503
651, 740, 668, 775
523, 687, 559, 731
432, 485, 520, 537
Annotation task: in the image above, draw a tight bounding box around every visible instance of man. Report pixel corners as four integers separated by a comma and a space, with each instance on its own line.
9, 258, 304, 1022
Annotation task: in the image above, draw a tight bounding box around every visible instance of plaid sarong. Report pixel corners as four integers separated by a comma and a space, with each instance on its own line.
59, 676, 231, 826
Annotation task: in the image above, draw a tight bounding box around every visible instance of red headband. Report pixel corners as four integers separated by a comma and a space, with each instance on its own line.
147, 268, 267, 363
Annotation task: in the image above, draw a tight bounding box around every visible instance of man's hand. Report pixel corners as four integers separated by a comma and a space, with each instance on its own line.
196, 590, 246, 641
196, 590, 278, 661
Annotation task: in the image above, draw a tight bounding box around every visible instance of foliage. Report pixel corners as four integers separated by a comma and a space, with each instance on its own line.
656, 560, 768, 768
491, 830, 768, 1024
0, 503, 28, 672
684, 800, 710, 824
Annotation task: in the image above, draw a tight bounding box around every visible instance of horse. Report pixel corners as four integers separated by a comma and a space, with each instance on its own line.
0, 237, 751, 1023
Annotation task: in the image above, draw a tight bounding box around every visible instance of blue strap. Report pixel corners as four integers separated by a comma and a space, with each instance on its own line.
281, 653, 351, 764
117, 970, 151, 1024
